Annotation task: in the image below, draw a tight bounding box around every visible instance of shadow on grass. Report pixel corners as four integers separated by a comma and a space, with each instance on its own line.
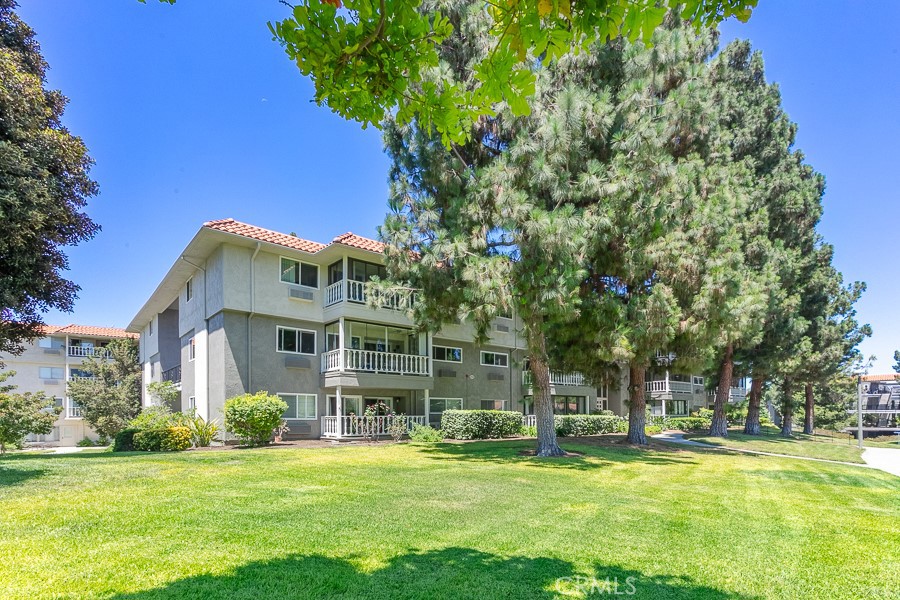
110, 547, 754, 600
0, 464, 47, 487
413, 438, 697, 471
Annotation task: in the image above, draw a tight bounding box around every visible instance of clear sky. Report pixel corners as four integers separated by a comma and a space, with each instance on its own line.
17, 1, 900, 372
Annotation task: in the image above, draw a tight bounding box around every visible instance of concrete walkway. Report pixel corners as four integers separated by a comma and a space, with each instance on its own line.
652, 432, 900, 477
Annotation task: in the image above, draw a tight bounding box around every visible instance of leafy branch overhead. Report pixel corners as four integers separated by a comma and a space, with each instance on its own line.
154, 0, 756, 145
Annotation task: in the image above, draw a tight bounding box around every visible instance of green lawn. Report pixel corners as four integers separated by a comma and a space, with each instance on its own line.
685, 427, 868, 463
1, 439, 897, 600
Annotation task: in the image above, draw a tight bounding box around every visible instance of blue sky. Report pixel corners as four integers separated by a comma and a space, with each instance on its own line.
18, 1, 900, 372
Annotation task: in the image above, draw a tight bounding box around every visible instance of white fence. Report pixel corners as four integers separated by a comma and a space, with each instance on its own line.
522, 371, 586, 387
322, 415, 427, 438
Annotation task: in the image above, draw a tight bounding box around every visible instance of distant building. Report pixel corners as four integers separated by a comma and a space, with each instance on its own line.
1, 325, 137, 445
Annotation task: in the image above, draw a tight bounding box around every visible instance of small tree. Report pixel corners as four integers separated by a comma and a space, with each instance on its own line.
0, 371, 61, 453
224, 392, 288, 446
66, 338, 141, 439
147, 380, 180, 408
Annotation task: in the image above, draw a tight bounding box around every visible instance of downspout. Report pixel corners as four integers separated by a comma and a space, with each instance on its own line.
248, 243, 261, 392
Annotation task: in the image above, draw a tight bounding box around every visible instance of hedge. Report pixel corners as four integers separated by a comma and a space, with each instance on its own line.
133, 426, 192, 452
113, 427, 140, 452
441, 410, 522, 440
554, 414, 627, 437
666, 417, 711, 432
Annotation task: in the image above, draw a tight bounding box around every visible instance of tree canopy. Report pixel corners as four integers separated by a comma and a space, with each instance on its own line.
0, 0, 99, 355
0, 369, 60, 453
152, 0, 756, 145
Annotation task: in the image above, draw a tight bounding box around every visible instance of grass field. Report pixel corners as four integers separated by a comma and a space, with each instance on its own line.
1, 438, 897, 600
685, 427, 868, 463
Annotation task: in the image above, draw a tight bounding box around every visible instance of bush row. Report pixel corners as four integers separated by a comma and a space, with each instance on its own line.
554, 414, 627, 437
132, 426, 192, 452
441, 410, 522, 440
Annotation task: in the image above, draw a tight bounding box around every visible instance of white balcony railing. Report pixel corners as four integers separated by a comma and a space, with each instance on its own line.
645, 380, 696, 394
67, 346, 111, 359
321, 348, 430, 376
322, 415, 427, 438
522, 370, 586, 387
522, 414, 536, 428
67, 402, 82, 418
323, 279, 415, 310
68, 375, 97, 382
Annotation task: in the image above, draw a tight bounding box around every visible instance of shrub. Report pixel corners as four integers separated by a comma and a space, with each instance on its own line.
387, 414, 408, 443
644, 424, 662, 435
592, 409, 615, 416
520, 425, 537, 437
441, 410, 522, 440
409, 424, 444, 442
666, 417, 711, 432
696, 408, 714, 420
129, 405, 177, 430
188, 414, 220, 447
554, 414, 627, 436
76, 437, 96, 447
113, 427, 140, 452
224, 392, 288, 446
133, 426, 192, 452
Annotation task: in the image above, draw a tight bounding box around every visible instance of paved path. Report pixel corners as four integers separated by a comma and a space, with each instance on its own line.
652, 432, 899, 477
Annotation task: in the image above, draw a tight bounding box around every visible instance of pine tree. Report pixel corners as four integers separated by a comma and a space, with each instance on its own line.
0, 1, 99, 356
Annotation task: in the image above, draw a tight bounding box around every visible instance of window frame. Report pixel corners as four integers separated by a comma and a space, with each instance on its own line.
279, 393, 318, 420
432, 345, 463, 363
428, 397, 463, 424
188, 337, 196, 361
480, 351, 509, 368
39, 366, 64, 380
480, 399, 507, 411
186, 277, 194, 302
188, 396, 196, 410
276, 326, 317, 356
279, 256, 320, 289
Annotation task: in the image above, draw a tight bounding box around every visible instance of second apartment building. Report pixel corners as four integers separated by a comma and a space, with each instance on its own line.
128, 219, 601, 439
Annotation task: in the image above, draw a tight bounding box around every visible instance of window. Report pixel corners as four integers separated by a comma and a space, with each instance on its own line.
188, 396, 196, 410
67, 398, 82, 419
277, 326, 316, 355
480, 351, 508, 367
553, 395, 586, 415
39, 367, 64, 380
280, 257, 319, 288
433, 345, 462, 363
189, 337, 196, 361
692, 376, 704, 386
149, 318, 154, 336
186, 278, 193, 302
429, 398, 463, 425
38, 337, 53, 349
480, 400, 506, 411
280, 393, 317, 420
596, 398, 608, 412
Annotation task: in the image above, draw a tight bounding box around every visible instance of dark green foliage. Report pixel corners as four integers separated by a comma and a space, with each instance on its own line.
0, 0, 99, 354
408, 424, 444, 443
66, 338, 142, 439
224, 392, 288, 446
440, 410, 522, 440
554, 415, 626, 437
112, 427, 140, 452
666, 417, 711, 432
0, 370, 60, 453
132, 426, 191, 452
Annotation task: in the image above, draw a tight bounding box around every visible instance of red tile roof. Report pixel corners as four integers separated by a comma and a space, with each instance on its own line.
859, 374, 900, 382
204, 218, 327, 254
41, 324, 137, 339
331, 232, 385, 253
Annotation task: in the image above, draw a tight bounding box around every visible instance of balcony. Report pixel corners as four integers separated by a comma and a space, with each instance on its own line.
522, 370, 586, 387
68, 346, 111, 359
321, 348, 430, 376
68, 375, 97, 382
162, 365, 182, 384
324, 280, 415, 310
645, 380, 702, 395
706, 386, 747, 402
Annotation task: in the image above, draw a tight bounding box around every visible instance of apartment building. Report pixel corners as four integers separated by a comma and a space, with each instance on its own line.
128, 219, 603, 439
1, 324, 136, 445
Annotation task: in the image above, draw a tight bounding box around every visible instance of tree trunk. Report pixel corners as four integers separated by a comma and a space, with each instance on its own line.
779, 378, 794, 437
529, 330, 565, 457
743, 375, 765, 435
709, 344, 733, 437
626, 363, 648, 445
803, 382, 815, 435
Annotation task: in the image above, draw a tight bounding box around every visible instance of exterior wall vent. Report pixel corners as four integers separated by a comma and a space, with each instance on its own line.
487, 372, 505, 381
437, 368, 457, 378
284, 355, 311, 369
289, 288, 314, 301
494, 324, 510, 333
